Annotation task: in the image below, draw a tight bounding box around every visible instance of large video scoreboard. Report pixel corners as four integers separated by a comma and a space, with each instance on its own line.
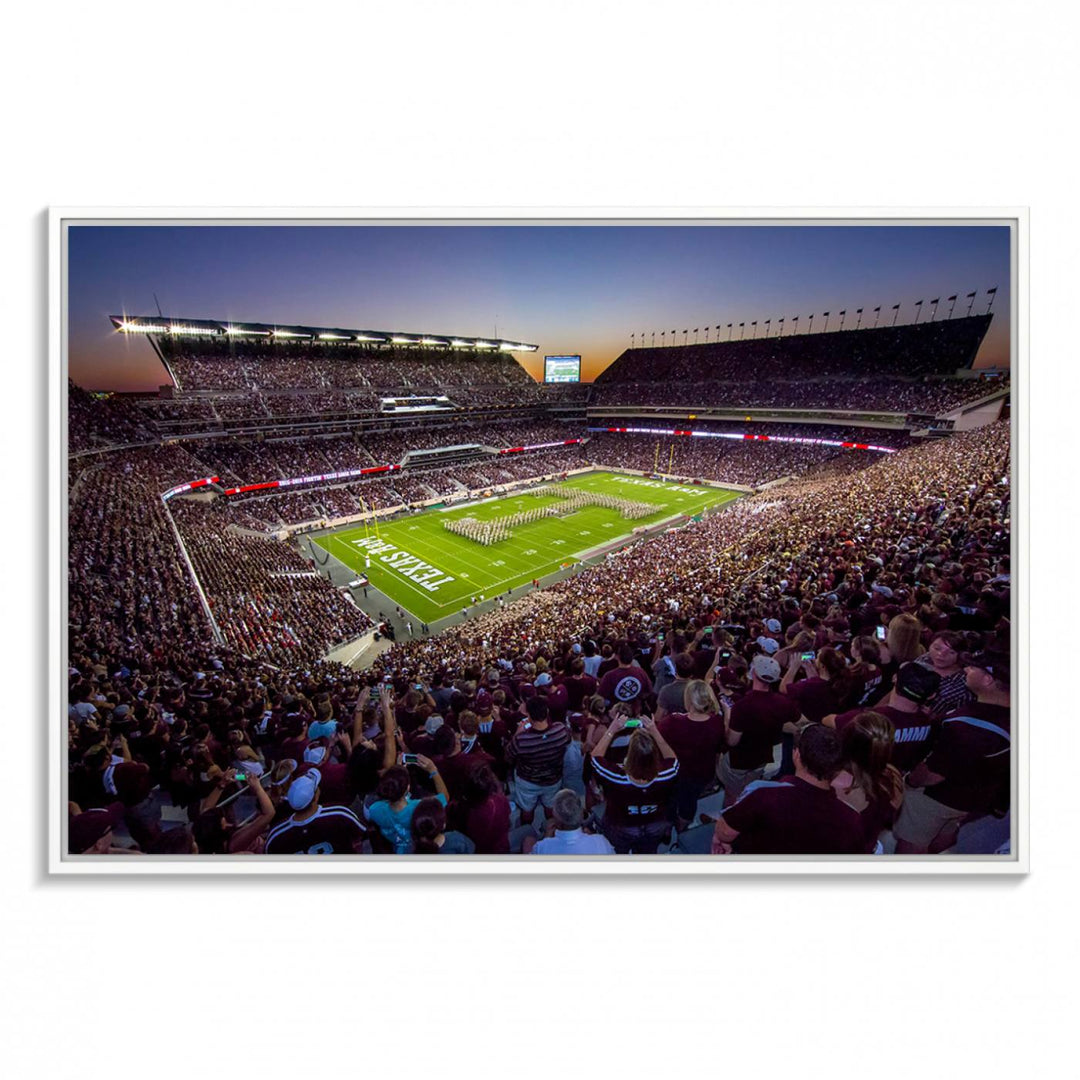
544, 355, 581, 383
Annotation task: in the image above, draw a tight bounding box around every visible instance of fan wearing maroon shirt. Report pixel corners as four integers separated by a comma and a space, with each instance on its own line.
457, 762, 512, 854
711, 723, 865, 855
533, 672, 569, 725
825, 662, 941, 773
75, 739, 152, 810
431, 714, 495, 801
831, 711, 905, 853
562, 657, 598, 712
894, 653, 1010, 854
718, 655, 804, 807
598, 644, 654, 710
780, 647, 860, 724
658, 680, 727, 829
850, 636, 887, 706
263, 767, 367, 855
590, 711, 680, 853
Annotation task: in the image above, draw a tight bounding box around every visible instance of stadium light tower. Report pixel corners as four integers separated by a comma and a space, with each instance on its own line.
651, 331, 656, 346
792, 316, 799, 334
839, 309, 846, 330
682, 329, 688, 347
986, 286, 998, 313
671, 329, 676, 346
703, 327, 709, 343
631, 332, 635, 348
822, 311, 830, 332
726, 322, 732, 340
764, 318, 771, 337
661, 330, 666, 347
855, 308, 863, 330
807, 314, 814, 334
913, 300, 924, 324
891, 303, 900, 326
751, 320, 757, 337
738, 322, 744, 339
946, 295, 958, 319
778, 317, 784, 337
929, 298, 940, 321
965, 291, 977, 316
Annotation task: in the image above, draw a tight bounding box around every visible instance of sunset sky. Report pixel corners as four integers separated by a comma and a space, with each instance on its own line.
67, 223, 1011, 391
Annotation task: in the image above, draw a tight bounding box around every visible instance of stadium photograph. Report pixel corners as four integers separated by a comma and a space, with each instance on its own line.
57, 214, 1018, 867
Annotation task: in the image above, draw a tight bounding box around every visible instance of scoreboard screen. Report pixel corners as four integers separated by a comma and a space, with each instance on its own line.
544, 355, 581, 383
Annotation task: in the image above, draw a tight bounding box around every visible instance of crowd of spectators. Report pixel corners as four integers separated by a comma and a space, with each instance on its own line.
598, 315, 994, 384
592, 376, 1007, 414
169, 500, 372, 665
587, 424, 911, 487
68, 381, 154, 451
68, 414, 1011, 857
163, 341, 537, 393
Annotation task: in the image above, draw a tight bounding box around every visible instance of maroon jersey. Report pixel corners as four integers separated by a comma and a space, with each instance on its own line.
657, 712, 726, 785
463, 793, 512, 854
723, 777, 865, 854
562, 673, 598, 711
598, 665, 654, 705
85, 761, 151, 808
435, 747, 496, 801
834, 704, 937, 772
854, 665, 885, 706
263, 805, 365, 854
728, 690, 801, 770
922, 702, 1010, 813
786, 677, 844, 724
591, 756, 679, 827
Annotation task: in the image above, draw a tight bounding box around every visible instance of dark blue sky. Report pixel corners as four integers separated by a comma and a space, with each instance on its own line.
68, 223, 1010, 390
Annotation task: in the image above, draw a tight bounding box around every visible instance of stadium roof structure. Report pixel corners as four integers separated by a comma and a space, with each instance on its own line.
109, 315, 538, 352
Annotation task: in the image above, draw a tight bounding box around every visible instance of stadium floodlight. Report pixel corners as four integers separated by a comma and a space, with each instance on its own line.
224, 326, 270, 336
391, 336, 417, 344
118, 321, 169, 334
450, 339, 472, 347
272, 329, 310, 338
318, 333, 352, 340
473, 340, 495, 349
421, 338, 448, 346
169, 324, 220, 335
355, 334, 385, 342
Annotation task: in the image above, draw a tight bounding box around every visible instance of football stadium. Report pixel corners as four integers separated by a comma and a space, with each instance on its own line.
67, 245, 1012, 860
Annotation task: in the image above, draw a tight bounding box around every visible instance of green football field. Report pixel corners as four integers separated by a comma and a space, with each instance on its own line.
311, 469, 742, 624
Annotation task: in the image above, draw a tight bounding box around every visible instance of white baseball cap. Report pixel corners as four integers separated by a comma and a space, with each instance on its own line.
286, 768, 322, 811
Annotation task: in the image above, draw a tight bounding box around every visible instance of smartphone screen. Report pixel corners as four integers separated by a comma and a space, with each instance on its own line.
875, 626, 887, 641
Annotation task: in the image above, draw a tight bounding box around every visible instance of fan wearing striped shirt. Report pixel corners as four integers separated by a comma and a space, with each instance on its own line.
590, 708, 680, 854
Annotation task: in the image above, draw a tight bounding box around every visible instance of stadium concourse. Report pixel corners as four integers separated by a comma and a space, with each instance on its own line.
66, 311, 1011, 857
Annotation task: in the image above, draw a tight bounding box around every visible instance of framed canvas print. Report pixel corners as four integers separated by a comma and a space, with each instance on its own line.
48, 208, 1026, 874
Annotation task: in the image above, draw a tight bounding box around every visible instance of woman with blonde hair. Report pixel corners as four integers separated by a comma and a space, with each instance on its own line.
869, 612, 926, 704
886, 613, 924, 665
658, 680, 727, 830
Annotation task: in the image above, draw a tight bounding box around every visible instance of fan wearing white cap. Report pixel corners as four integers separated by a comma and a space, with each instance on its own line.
717, 654, 805, 807
263, 767, 366, 855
